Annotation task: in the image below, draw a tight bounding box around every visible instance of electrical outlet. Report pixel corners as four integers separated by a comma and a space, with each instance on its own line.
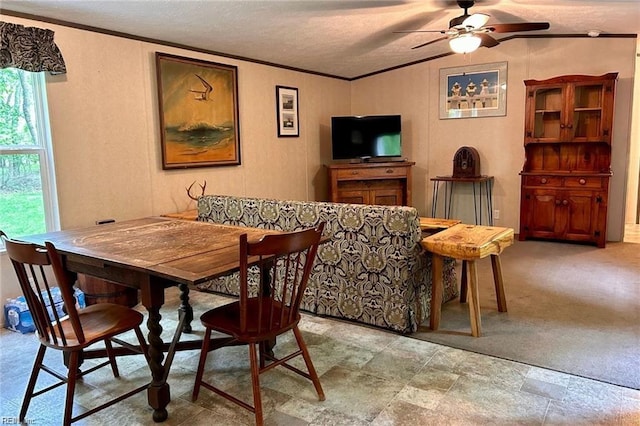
493, 209, 500, 220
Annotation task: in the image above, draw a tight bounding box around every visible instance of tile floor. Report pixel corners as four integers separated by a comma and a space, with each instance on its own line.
1, 288, 638, 425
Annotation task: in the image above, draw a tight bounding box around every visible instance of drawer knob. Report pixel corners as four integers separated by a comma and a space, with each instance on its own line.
352, 171, 359, 175
579, 178, 586, 185
540, 178, 547, 184
562, 199, 569, 206
385, 169, 394, 174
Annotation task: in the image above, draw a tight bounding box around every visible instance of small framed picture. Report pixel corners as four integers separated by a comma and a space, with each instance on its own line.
276, 85, 299, 137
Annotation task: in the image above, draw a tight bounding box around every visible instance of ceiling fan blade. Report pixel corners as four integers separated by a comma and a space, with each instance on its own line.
393, 11, 451, 34
478, 33, 500, 48
321, 0, 405, 9
393, 30, 447, 34
355, 11, 448, 54
488, 22, 550, 33
411, 36, 449, 50
462, 13, 490, 29
390, 8, 449, 34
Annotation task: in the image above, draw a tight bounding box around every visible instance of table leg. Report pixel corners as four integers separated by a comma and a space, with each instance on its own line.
63, 351, 83, 376
431, 181, 439, 218
467, 260, 482, 337
140, 281, 170, 422
178, 283, 194, 333
490, 254, 508, 312
261, 260, 276, 356
472, 182, 479, 225
429, 254, 444, 331
445, 182, 454, 219
486, 179, 494, 226
146, 306, 169, 422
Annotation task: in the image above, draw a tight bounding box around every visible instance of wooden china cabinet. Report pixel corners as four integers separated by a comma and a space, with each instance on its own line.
519, 73, 617, 248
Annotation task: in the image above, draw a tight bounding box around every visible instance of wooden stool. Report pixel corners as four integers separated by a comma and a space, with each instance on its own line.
421, 224, 514, 337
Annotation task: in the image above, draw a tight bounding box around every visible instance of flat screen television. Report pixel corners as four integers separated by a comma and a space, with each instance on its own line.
331, 115, 402, 160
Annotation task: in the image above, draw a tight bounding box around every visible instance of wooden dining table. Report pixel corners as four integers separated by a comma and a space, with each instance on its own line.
18, 216, 279, 422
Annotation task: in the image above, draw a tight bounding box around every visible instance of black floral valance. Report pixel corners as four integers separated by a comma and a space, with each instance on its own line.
0, 22, 66, 74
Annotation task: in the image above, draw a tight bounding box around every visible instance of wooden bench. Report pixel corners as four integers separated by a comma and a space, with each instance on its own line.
419, 217, 461, 236
421, 224, 514, 337
161, 209, 198, 221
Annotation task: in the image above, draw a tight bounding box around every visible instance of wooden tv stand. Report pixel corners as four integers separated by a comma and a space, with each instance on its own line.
326, 161, 415, 206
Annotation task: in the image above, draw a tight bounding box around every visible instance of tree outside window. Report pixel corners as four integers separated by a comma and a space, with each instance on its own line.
0, 68, 58, 241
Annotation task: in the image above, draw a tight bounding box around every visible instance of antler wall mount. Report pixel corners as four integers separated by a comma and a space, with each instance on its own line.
186, 180, 207, 201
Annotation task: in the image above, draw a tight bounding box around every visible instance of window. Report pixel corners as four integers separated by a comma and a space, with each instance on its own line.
0, 68, 59, 243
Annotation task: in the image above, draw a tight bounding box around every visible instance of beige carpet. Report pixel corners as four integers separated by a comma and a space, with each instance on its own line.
412, 239, 640, 390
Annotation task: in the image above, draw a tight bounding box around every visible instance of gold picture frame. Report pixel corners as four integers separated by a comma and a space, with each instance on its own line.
439, 61, 507, 119
156, 53, 240, 168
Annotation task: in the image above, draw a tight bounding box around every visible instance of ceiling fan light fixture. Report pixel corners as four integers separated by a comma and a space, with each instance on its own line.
462, 13, 490, 29
449, 34, 481, 54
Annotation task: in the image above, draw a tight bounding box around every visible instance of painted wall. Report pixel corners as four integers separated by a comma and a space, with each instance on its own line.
40, 27, 350, 226
0, 15, 351, 304
0, 14, 636, 306
625, 38, 640, 224
351, 37, 637, 236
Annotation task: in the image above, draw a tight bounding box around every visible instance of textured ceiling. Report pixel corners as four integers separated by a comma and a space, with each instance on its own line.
2, 0, 639, 79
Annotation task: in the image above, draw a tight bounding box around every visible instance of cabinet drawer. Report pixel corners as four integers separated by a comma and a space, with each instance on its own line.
336, 166, 407, 180
523, 176, 563, 187
336, 190, 368, 205
564, 176, 604, 189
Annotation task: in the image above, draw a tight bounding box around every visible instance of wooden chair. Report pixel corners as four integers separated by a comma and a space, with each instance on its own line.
1, 231, 150, 425
192, 223, 326, 425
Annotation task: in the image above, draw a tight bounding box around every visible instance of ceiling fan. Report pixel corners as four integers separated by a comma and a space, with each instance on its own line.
397, 0, 550, 53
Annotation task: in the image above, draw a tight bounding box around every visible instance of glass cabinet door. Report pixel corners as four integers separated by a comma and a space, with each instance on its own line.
572, 83, 603, 141
531, 85, 565, 141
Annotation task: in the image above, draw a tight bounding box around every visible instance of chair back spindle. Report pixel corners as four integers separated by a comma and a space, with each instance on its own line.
2, 233, 84, 346
238, 223, 323, 336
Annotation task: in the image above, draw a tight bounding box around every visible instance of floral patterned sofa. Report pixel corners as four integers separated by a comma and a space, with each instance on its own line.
196, 195, 457, 334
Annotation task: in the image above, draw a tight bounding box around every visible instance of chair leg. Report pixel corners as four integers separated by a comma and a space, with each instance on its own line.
293, 326, 325, 401
248, 342, 264, 426
133, 326, 151, 365
63, 351, 80, 426
19, 344, 47, 422
104, 339, 120, 377
192, 328, 212, 401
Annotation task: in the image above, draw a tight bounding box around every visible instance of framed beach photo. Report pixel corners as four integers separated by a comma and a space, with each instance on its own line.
155, 52, 240, 169
276, 85, 299, 137
439, 61, 507, 119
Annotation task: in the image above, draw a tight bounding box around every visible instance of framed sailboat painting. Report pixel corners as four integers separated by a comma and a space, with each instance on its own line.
155, 52, 240, 169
